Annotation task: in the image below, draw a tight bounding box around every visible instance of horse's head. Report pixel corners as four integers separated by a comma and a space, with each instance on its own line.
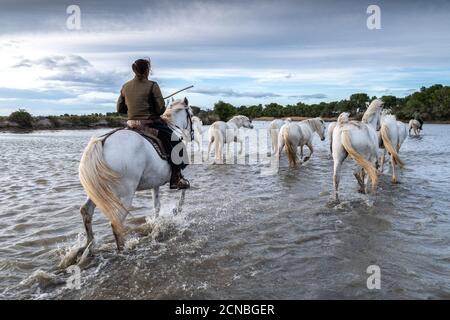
231, 115, 254, 129
318, 118, 327, 141
362, 99, 384, 131
163, 97, 194, 142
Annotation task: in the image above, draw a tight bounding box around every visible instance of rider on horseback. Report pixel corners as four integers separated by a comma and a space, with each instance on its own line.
116, 58, 190, 189
413, 110, 424, 130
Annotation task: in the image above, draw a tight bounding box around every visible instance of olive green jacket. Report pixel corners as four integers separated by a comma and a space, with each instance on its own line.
117, 77, 166, 120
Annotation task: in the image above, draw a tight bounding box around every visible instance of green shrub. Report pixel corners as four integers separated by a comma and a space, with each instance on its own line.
105, 116, 125, 127
47, 116, 61, 128
8, 109, 33, 128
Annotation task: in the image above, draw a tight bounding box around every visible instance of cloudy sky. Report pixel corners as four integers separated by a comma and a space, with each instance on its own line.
1, 0, 450, 115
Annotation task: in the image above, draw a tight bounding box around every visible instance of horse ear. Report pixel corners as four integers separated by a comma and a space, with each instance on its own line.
184, 97, 189, 105
365, 102, 370, 107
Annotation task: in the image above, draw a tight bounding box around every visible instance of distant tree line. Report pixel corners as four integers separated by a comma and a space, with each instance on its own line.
193, 84, 450, 123
1, 84, 449, 129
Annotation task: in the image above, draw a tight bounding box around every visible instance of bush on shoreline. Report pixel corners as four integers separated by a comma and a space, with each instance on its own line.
8, 109, 33, 128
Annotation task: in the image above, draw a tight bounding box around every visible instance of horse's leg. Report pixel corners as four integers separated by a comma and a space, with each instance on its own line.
206, 137, 214, 160
333, 161, 342, 201
226, 140, 231, 159
271, 129, 278, 154
59, 198, 95, 267
216, 141, 223, 163
111, 190, 134, 251
111, 223, 125, 251
275, 137, 284, 169
214, 132, 224, 163
391, 156, 398, 184
173, 189, 186, 215
361, 168, 367, 193
80, 198, 96, 246
380, 149, 386, 173
303, 142, 313, 162
332, 144, 347, 201
152, 187, 161, 217
353, 168, 365, 193
333, 155, 346, 202
238, 137, 243, 155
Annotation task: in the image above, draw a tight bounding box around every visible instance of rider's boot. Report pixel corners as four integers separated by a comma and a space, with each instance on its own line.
170, 167, 190, 189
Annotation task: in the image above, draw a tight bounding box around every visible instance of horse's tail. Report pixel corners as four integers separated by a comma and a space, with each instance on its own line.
341, 130, 378, 190
79, 137, 127, 233
380, 124, 404, 168
282, 126, 297, 166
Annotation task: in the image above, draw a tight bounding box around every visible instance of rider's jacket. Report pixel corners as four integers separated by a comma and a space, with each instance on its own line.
117, 76, 165, 120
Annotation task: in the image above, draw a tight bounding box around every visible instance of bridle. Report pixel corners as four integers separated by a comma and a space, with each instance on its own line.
167, 104, 194, 141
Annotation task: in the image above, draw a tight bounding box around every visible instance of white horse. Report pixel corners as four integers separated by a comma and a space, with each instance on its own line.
379, 113, 405, 183
277, 117, 326, 167
191, 116, 203, 149
409, 119, 422, 136
269, 118, 291, 153
78, 98, 193, 253
332, 99, 383, 200
207, 115, 254, 163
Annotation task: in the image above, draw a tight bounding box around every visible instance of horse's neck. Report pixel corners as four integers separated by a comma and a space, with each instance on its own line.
363, 114, 378, 130
227, 119, 240, 129
172, 110, 184, 127
304, 119, 317, 133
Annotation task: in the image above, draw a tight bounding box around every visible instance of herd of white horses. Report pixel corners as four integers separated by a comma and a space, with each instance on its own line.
67, 98, 422, 264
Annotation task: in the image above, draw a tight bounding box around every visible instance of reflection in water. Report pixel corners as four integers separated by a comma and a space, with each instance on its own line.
0, 123, 449, 299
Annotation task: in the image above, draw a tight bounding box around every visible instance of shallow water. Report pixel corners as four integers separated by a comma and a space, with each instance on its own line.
0, 122, 449, 299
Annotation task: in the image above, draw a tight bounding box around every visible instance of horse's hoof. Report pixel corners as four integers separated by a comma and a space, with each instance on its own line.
327, 197, 340, 207
77, 242, 93, 269
59, 242, 91, 269
59, 248, 81, 269
303, 157, 310, 162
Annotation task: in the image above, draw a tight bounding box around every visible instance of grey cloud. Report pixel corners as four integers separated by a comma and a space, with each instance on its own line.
14, 55, 92, 71
13, 54, 127, 91
42, 70, 126, 91
289, 93, 328, 100
193, 88, 280, 98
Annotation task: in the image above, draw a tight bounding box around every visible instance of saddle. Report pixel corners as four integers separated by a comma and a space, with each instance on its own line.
99, 127, 169, 160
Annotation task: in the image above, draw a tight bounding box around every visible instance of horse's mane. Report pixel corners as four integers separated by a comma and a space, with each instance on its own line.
161, 99, 189, 122
304, 117, 323, 132
362, 99, 383, 123
229, 115, 249, 122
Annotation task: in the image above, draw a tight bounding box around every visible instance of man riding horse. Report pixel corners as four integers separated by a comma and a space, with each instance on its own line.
413, 110, 424, 130
116, 58, 190, 189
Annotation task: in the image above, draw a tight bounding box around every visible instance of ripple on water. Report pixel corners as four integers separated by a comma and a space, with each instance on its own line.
1, 125, 450, 299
